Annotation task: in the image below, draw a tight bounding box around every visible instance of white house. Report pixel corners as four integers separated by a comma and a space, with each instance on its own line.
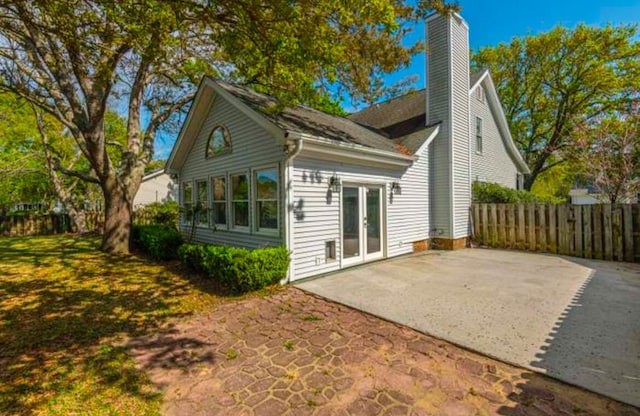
133, 169, 177, 208
166, 12, 529, 281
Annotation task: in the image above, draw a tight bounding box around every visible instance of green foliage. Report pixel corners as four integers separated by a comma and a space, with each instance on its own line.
530, 161, 579, 201
473, 24, 640, 189
178, 243, 290, 293
0, 93, 52, 210
472, 182, 564, 204
144, 160, 167, 174
131, 225, 183, 261
136, 201, 179, 227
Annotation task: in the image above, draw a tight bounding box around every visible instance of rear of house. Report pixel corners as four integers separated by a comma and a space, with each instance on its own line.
166, 12, 528, 281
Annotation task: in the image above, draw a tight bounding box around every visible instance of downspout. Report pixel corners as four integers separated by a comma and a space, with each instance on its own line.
284, 134, 303, 283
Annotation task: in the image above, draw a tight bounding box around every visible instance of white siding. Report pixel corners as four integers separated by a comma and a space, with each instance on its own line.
133, 173, 176, 207
450, 16, 471, 238
291, 153, 429, 281
178, 94, 285, 248
426, 13, 471, 239
470, 92, 519, 188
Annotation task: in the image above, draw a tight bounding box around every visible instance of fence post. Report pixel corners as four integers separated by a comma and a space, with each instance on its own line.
583, 205, 592, 259
603, 205, 613, 261
507, 205, 515, 249
498, 205, 506, 246
481, 204, 488, 245
517, 204, 525, 249
574, 205, 583, 258
623, 204, 634, 262
613, 206, 624, 261
537, 204, 547, 252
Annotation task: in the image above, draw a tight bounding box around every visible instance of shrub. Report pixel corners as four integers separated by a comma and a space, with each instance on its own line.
135, 201, 179, 226
472, 182, 564, 204
131, 224, 183, 261
178, 243, 290, 293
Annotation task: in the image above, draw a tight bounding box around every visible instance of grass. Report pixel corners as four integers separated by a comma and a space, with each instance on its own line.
0, 235, 228, 415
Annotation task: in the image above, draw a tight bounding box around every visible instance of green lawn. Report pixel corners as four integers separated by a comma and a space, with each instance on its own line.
0, 235, 229, 415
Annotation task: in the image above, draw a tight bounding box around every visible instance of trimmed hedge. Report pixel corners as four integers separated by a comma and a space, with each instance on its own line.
131, 224, 183, 261
178, 243, 290, 293
472, 182, 564, 204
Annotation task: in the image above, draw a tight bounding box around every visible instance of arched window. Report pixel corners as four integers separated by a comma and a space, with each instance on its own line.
206, 125, 231, 158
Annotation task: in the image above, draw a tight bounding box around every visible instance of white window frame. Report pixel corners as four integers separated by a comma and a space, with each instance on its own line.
210, 175, 228, 229
230, 171, 251, 233
475, 116, 483, 155
252, 165, 280, 235
205, 124, 232, 158
194, 179, 209, 227
181, 180, 194, 225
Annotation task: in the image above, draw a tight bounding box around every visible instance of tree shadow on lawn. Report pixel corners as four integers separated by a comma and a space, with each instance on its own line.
0, 235, 239, 415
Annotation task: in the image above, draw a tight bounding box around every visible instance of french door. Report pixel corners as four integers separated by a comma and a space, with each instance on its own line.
342, 185, 384, 265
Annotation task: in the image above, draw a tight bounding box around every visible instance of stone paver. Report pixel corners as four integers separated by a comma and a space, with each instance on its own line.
127, 287, 639, 415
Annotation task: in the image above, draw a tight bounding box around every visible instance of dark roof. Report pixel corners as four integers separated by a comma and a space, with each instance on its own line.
213, 79, 397, 153
470, 70, 486, 89
349, 70, 487, 133
348, 89, 426, 133
394, 124, 439, 155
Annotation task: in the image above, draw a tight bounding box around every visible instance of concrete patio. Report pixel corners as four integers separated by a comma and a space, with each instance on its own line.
296, 248, 640, 408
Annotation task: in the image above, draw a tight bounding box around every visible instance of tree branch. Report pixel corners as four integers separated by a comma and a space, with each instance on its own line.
54, 163, 100, 184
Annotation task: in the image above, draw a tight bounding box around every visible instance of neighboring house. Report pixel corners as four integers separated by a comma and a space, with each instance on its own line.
569, 188, 639, 205
133, 169, 177, 208
166, 12, 529, 281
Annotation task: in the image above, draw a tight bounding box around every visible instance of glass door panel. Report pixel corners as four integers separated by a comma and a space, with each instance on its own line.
342, 186, 360, 259
366, 187, 381, 255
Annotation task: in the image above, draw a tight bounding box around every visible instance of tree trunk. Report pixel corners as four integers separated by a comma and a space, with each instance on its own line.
68, 207, 89, 233
101, 184, 132, 255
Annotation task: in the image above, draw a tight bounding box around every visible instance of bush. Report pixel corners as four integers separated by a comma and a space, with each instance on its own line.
135, 201, 179, 226
178, 243, 290, 293
131, 224, 183, 261
472, 182, 564, 204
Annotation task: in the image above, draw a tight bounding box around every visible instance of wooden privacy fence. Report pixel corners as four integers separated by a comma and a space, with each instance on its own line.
0, 212, 104, 237
472, 204, 640, 263
0, 210, 157, 237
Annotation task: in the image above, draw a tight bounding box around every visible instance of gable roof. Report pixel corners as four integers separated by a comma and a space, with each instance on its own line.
468, 70, 529, 173
167, 78, 438, 172
349, 70, 529, 174
349, 71, 486, 133
142, 168, 168, 181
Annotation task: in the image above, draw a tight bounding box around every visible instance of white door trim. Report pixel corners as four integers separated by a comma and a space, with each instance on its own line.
339, 183, 386, 268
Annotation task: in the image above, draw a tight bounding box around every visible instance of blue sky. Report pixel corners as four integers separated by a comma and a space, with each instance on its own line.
153, 0, 640, 159
381, 0, 640, 96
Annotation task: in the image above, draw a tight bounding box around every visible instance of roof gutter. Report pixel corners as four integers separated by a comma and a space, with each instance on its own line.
286, 131, 415, 168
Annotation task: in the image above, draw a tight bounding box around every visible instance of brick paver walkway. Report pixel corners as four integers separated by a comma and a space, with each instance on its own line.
127, 287, 639, 415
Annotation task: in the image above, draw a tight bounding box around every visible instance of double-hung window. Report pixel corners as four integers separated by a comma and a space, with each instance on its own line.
475, 117, 483, 154
211, 176, 227, 226
196, 180, 208, 225
254, 168, 279, 232
182, 182, 193, 224
231, 173, 249, 229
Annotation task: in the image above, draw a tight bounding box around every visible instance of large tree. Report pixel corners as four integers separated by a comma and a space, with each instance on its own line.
573, 110, 640, 203
0, 0, 451, 254
0, 93, 52, 212
0, 92, 126, 229
473, 24, 640, 190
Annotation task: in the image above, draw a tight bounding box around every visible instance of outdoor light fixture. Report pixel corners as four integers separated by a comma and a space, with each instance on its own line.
328, 174, 341, 192
391, 181, 401, 195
